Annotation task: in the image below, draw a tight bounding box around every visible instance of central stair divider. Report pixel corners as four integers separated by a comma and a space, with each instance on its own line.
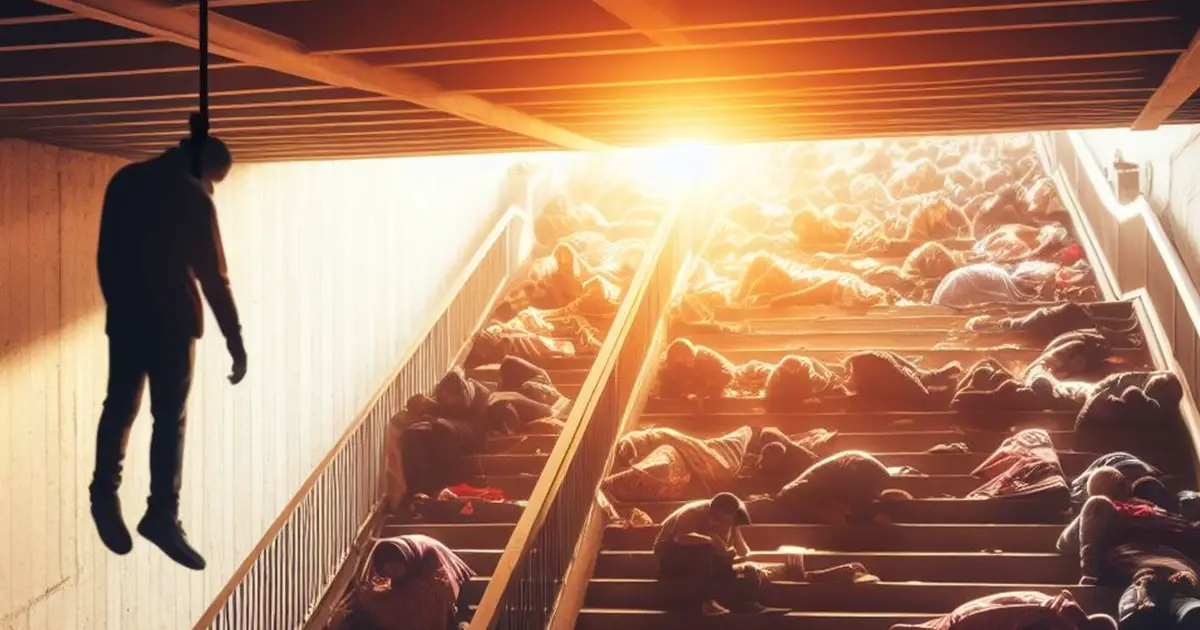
469, 196, 714, 630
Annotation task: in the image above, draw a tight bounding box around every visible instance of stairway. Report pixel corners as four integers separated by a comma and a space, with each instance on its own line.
377, 353, 606, 612
573, 229, 1197, 625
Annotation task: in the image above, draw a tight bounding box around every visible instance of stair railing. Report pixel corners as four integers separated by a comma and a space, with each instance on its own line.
1038, 129, 1200, 464
470, 192, 714, 630
193, 201, 529, 630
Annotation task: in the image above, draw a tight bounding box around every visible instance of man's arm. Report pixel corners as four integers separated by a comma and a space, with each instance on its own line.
187, 189, 244, 349
732, 528, 751, 558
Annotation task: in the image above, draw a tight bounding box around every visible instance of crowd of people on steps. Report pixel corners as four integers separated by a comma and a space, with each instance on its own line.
594, 135, 1198, 629
328, 170, 668, 629
331, 134, 1200, 630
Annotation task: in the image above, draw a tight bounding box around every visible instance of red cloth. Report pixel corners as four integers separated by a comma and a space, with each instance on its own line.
444, 484, 507, 502
967, 429, 1066, 500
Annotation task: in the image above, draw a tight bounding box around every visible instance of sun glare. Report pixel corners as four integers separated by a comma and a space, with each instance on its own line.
625, 139, 720, 197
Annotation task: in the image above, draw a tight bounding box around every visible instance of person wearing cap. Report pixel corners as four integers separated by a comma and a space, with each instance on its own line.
653, 492, 787, 616
90, 135, 247, 571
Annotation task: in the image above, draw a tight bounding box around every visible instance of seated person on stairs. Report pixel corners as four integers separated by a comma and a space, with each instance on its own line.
654, 493, 789, 617
1058, 467, 1200, 630
330, 534, 476, 630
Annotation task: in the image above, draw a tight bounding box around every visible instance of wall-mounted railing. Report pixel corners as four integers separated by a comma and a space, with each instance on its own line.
470, 194, 714, 630
1038, 129, 1200, 462
192, 205, 527, 630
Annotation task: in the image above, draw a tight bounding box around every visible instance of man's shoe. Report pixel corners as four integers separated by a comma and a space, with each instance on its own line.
137, 513, 206, 570
90, 492, 133, 555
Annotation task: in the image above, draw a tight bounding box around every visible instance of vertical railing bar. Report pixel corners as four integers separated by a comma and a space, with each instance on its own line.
193, 203, 529, 630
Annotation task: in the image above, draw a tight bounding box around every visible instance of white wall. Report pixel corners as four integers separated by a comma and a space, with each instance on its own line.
1079, 125, 1200, 282
0, 139, 529, 630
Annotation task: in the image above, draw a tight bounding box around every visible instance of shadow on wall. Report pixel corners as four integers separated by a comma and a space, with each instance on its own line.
0, 139, 114, 367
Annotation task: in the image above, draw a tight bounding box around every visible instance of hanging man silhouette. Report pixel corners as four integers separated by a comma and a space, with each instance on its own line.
90, 135, 247, 570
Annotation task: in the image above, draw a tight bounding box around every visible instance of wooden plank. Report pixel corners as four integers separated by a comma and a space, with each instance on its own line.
588, 0, 690, 47
413, 20, 1185, 92
37, 0, 605, 150
1133, 24, 1200, 128
0, 139, 23, 623
25, 141, 59, 629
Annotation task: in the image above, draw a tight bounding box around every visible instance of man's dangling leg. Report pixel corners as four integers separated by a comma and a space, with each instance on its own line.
137, 336, 205, 570
90, 336, 148, 555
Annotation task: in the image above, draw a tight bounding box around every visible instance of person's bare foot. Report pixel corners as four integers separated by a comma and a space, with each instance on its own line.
701, 600, 730, 616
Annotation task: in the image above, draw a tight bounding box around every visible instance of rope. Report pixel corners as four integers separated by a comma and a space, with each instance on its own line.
189, 0, 211, 179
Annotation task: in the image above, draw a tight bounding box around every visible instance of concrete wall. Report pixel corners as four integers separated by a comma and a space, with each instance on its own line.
0, 139, 527, 630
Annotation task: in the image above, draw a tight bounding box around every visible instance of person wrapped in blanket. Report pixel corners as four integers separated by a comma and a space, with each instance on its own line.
1070, 453, 1200, 519
1058, 466, 1200, 629
963, 301, 1143, 348
391, 359, 570, 502
773, 450, 912, 524
653, 493, 790, 617
888, 590, 1116, 630
330, 535, 475, 630
532, 194, 659, 248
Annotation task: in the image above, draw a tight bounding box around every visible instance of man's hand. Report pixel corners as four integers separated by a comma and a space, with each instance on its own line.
228, 337, 248, 385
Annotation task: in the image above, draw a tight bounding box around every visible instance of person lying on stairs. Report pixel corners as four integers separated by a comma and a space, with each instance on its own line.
654, 492, 789, 617
773, 451, 906, 524
1058, 467, 1200, 630
888, 590, 1117, 630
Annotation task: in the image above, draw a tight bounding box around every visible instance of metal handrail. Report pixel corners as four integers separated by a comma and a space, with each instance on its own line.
471, 194, 714, 630
194, 204, 527, 630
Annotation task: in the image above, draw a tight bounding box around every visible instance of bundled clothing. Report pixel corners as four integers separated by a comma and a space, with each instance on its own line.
967, 429, 1068, 504
775, 451, 892, 522
1075, 371, 1183, 431
331, 535, 475, 630
966, 302, 1142, 347
932, 263, 1032, 307
393, 362, 570, 498
951, 358, 1076, 412
603, 427, 752, 502
763, 355, 846, 408
1068, 452, 1176, 511
657, 339, 738, 399
889, 590, 1117, 630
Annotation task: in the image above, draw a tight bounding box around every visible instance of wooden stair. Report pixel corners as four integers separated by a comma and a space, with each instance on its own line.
575, 252, 1195, 627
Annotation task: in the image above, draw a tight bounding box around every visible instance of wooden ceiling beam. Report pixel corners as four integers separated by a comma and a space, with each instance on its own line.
0, 0, 313, 25
1133, 24, 1200, 129
586, 0, 690, 47
35, 0, 605, 150
413, 19, 1184, 92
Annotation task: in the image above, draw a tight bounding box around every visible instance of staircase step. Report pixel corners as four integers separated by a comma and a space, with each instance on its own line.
709, 301, 1134, 323
584, 580, 1117, 612
575, 609, 936, 630
591, 549, 1078, 583
646, 346, 1147, 367
638, 407, 1084, 429
625, 497, 1072, 525
487, 434, 559, 454
464, 454, 549, 475
602, 524, 1064, 553
681, 331, 1144, 353
382, 523, 516, 548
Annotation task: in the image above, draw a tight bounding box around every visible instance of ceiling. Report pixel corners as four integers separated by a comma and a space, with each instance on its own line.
2, 0, 1200, 162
